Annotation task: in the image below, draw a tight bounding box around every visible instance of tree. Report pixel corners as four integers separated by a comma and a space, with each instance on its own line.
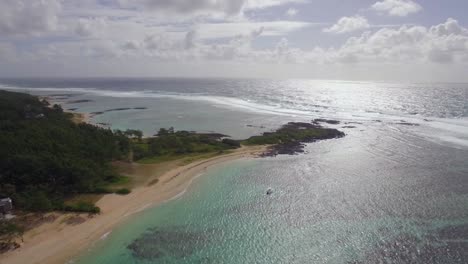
0, 90, 131, 212
157, 128, 169, 136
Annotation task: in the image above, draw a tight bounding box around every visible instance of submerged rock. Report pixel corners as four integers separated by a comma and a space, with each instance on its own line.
67, 99, 93, 104
395, 122, 420, 126
312, 118, 340, 125
90, 107, 147, 116
127, 227, 214, 260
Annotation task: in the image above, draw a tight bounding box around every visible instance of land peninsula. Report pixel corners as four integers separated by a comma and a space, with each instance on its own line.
0, 90, 344, 264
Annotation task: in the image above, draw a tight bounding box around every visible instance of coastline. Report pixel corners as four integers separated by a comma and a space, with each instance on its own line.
0, 145, 268, 264
0, 97, 342, 264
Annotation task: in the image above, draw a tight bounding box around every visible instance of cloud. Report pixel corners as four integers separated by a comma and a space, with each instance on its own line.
75, 18, 108, 37
0, 0, 62, 36
184, 30, 198, 49
9, 17, 468, 68
0, 0, 465, 81
201, 29, 264, 60
371, 0, 422, 17
332, 18, 468, 64
323, 16, 370, 34
195, 21, 313, 39
116, 0, 243, 16
286, 8, 298, 17
115, 0, 304, 17
122, 40, 141, 51
430, 18, 466, 36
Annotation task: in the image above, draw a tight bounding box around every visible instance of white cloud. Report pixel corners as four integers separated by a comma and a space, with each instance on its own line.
75, 18, 108, 37
371, 0, 422, 17
115, 0, 304, 18
195, 21, 313, 39
122, 40, 141, 51
286, 8, 298, 17
120, 19, 467, 66
0, 0, 62, 36
0, 0, 466, 81
9, 18, 468, 68
184, 30, 199, 50
201, 29, 264, 61
331, 18, 468, 64
323, 16, 370, 34
430, 18, 466, 36
243, 0, 306, 10
116, 0, 243, 16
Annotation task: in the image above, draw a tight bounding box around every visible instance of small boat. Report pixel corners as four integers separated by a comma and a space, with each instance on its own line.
266, 188, 273, 195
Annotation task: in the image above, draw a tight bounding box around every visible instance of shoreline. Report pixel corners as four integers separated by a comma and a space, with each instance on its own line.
0, 145, 268, 264
70, 112, 90, 124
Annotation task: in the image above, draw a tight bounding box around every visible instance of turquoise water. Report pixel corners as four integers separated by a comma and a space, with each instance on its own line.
2, 79, 467, 263
75, 146, 468, 263
75, 159, 271, 264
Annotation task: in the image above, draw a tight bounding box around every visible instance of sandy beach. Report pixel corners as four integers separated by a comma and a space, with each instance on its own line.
0, 145, 267, 264
70, 112, 90, 124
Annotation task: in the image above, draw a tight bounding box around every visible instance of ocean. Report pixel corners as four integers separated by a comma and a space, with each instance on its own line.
1, 78, 467, 263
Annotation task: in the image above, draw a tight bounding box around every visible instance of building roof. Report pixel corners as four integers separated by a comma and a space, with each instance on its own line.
0, 198, 12, 203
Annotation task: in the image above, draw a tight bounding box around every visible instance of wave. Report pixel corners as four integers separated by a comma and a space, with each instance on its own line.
0, 83, 316, 118
418, 118, 468, 149
100, 231, 112, 240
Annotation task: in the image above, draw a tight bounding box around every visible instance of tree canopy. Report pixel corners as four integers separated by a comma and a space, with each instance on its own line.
0, 90, 130, 211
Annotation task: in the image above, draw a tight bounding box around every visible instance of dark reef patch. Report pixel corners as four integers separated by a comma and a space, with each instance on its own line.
127, 227, 215, 260
90, 107, 147, 116
395, 121, 420, 126
246, 124, 266, 128
48, 93, 80, 99
312, 118, 341, 125
248, 122, 345, 156
67, 99, 94, 104
345, 122, 363, 125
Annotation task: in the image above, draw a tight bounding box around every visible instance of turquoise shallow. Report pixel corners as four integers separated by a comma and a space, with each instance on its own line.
74, 129, 468, 264
1, 78, 467, 263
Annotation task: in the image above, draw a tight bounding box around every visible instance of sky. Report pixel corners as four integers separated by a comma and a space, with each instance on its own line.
0, 0, 468, 82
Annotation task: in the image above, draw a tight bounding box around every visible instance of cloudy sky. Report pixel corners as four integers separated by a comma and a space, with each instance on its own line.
1, 0, 468, 81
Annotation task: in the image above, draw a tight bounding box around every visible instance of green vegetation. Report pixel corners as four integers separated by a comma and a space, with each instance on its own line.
244, 122, 344, 145
63, 201, 100, 214
121, 129, 143, 141
132, 127, 239, 163
0, 90, 130, 212
116, 188, 131, 195
243, 122, 345, 156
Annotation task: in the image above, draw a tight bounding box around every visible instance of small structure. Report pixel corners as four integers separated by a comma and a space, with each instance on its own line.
0, 198, 13, 218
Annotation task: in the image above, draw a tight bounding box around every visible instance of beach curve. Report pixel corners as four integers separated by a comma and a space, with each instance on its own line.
0, 145, 268, 264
